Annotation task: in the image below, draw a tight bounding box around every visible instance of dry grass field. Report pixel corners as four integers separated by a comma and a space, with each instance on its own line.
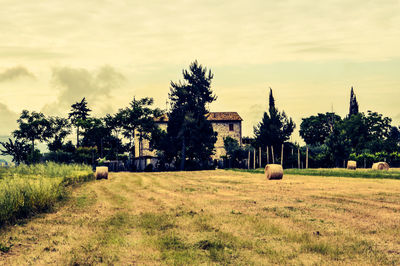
0, 170, 399, 265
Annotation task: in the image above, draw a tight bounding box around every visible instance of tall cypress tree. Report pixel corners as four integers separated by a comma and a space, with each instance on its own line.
254, 88, 295, 155
349, 87, 359, 117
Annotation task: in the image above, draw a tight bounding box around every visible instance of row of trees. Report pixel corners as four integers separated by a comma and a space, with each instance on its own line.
2, 60, 399, 169
299, 88, 400, 167
0, 97, 162, 166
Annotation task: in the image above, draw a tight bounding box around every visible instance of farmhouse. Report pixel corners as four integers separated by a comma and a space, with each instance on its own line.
134, 112, 243, 169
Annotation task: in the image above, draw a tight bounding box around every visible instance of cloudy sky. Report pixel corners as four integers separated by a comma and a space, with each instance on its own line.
1, 0, 400, 142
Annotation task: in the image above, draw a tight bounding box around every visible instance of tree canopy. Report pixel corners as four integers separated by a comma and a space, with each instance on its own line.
13, 110, 51, 155
300, 112, 341, 146
155, 60, 217, 170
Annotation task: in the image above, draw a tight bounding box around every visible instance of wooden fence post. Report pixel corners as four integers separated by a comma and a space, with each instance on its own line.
306, 147, 309, 169
248, 150, 250, 169
271, 146, 275, 164
297, 148, 300, 169
291, 148, 294, 168
253, 149, 256, 169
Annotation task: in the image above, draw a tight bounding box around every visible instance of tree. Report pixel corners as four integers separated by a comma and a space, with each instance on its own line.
300, 112, 341, 146
105, 112, 124, 160
13, 110, 51, 156
364, 111, 392, 153
157, 60, 217, 170
68, 98, 91, 147
80, 117, 112, 158
0, 138, 30, 165
385, 126, 400, 153
325, 121, 352, 166
349, 86, 359, 117
254, 88, 295, 159
224, 136, 241, 158
121, 97, 162, 157
47, 116, 71, 152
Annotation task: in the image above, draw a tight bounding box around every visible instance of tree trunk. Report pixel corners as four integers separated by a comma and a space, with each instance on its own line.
76, 127, 79, 147
101, 138, 103, 158
31, 139, 35, 157
180, 138, 186, 171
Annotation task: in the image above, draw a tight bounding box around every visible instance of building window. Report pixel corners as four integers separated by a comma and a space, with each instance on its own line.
229, 123, 234, 131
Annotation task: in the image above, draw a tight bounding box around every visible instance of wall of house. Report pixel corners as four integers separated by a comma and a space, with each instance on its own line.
211, 121, 242, 159
134, 121, 242, 160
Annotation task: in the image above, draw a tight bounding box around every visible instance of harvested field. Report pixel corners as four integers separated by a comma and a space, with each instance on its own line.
0, 170, 399, 265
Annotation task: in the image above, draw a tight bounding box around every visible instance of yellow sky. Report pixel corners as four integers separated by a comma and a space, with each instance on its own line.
1, 0, 400, 142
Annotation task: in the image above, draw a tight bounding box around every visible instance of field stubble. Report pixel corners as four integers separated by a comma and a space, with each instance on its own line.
0, 170, 399, 265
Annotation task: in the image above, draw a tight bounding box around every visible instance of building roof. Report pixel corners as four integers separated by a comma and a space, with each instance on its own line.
205, 112, 243, 121
154, 112, 243, 122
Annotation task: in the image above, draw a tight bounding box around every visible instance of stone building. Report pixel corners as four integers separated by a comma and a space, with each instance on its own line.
133, 112, 243, 169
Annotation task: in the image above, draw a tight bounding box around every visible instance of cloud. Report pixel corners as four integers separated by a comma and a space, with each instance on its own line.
42, 65, 124, 115
0, 66, 35, 82
0, 103, 18, 135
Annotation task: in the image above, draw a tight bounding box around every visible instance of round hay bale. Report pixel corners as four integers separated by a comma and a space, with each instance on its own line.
264, 164, 283, 180
347, 160, 357, 170
372, 162, 390, 171
95, 166, 109, 179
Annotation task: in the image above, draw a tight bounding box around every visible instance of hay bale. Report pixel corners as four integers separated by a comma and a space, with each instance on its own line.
372, 162, 390, 171
347, 160, 357, 170
95, 166, 108, 179
264, 164, 283, 180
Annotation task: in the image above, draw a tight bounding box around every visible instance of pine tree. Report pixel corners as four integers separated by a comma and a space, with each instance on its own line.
158, 60, 217, 170
68, 98, 91, 147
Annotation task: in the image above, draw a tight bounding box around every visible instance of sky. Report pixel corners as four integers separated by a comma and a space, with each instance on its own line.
1, 0, 400, 144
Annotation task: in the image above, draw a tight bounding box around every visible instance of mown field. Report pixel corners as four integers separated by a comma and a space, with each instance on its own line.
0, 170, 399, 265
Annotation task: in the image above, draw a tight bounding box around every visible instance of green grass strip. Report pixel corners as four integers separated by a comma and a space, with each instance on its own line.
227, 168, 400, 180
